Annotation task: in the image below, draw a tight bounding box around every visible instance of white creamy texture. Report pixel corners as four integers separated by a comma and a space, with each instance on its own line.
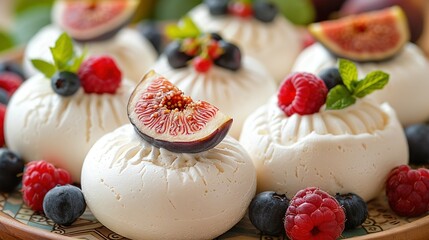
5, 74, 134, 182
239, 97, 408, 201
189, 4, 302, 82
23, 24, 157, 83
81, 124, 256, 240
153, 56, 276, 139
292, 43, 429, 126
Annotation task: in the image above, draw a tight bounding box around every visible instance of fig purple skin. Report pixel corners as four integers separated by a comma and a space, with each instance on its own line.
311, 0, 347, 21
339, 0, 424, 42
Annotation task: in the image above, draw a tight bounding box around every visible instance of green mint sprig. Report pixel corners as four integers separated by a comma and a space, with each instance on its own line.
326, 59, 389, 110
165, 16, 202, 40
30, 32, 86, 78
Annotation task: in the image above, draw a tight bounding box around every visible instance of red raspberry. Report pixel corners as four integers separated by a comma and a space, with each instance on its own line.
278, 72, 328, 116
284, 187, 345, 240
228, 2, 253, 18
22, 160, 72, 211
0, 104, 6, 146
386, 165, 429, 217
193, 56, 213, 73
0, 72, 23, 96
78, 56, 122, 94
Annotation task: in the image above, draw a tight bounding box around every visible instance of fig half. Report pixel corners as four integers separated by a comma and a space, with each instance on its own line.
53, 0, 139, 42
127, 71, 233, 153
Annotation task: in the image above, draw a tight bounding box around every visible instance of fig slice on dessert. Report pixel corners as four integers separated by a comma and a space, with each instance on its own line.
309, 6, 409, 62
53, 0, 139, 42
127, 71, 233, 153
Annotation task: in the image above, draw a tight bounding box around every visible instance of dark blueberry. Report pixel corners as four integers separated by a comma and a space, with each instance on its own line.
0, 88, 9, 105
0, 148, 24, 193
51, 71, 80, 97
249, 191, 289, 236
137, 21, 163, 55
43, 184, 86, 226
204, 0, 229, 15
405, 124, 429, 165
318, 67, 343, 90
214, 40, 241, 71
165, 41, 193, 69
335, 193, 368, 230
210, 32, 223, 41
253, 0, 278, 23
0, 62, 26, 80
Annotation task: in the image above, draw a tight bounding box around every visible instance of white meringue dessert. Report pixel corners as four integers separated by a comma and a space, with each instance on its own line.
81, 124, 256, 240
5, 74, 134, 181
292, 43, 429, 126
154, 56, 276, 139
23, 24, 157, 83
189, 4, 302, 82
240, 97, 408, 201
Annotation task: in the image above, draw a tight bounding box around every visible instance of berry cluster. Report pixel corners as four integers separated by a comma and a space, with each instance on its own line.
166, 33, 241, 73
204, 0, 278, 23
0, 62, 25, 146
248, 188, 368, 239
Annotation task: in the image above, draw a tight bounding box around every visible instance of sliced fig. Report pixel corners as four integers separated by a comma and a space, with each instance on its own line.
127, 71, 233, 153
309, 6, 410, 62
53, 0, 139, 42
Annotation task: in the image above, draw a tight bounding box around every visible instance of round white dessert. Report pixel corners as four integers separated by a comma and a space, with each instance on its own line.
23, 24, 157, 83
81, 124, 256, 240
153, 56, 276, 139
292, 43, 429, 126
5, 74, 134, 182
189, 4, 302, 82
239, 97, 408, 201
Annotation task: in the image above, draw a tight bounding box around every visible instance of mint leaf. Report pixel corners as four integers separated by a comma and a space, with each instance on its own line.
326, 85, 356, 110
31, 59, 56, 78
165, 16, 201, 39
50, 33, 74, 70
354, 71, 389, 98
338, 58, 358, 92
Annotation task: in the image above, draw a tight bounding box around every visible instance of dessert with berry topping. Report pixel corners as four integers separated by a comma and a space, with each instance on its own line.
4, 33, 134, 182
188, 0, 301, 82
81, 70, 256, 240
292, 7, 429, 126
23, 0, 157, 83
239, 59, 408, 202
154, 18, 276, 138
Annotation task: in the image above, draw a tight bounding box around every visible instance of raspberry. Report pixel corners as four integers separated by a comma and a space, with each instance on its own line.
78, 56, 122, 94
22, 160, 72, 211
0, 104, 5, 146
0, 72, 23, 96
193, 56, 213, 73
278, 72, 328, 116
284, 187, 345, 240
386, 165, 429, 217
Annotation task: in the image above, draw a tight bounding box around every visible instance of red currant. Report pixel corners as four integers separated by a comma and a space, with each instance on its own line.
228, 2, 253, 18
207, 40, 222, 59
193, 56, 213, 73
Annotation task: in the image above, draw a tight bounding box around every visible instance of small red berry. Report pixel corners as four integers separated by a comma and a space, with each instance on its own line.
386, 165, 429, 217
193, 56, 213, 73
0, 72, 23, 96
181, 38, 200, 56
285, 187, 345, 240
278, 72, 328, 116
228, 2, 253, 18
22, 160, 72, 211
0, 104, 6, 146
78, 56, 122, 94
207, 40, 222, 59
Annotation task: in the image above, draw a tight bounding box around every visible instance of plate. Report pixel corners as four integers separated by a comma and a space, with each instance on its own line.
0, 191, 428, 240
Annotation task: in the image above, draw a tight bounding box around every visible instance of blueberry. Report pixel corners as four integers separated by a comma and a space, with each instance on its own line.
43, 185, 86, 226
137, 21, 163, 55
335, 193, 368, 230
204, 0, 229, 15
0, 62, 26, 80
253, 0, 278, 23
51, 71, 80, 96
249, 191, 289, 236
214, 40, 241, 71
0, 148, 24, 193
318, 67, 343, 90
210, 32, 223, 41
405, 124, 429, 165
165, 41, 193, 69
0, 88, 9, 105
